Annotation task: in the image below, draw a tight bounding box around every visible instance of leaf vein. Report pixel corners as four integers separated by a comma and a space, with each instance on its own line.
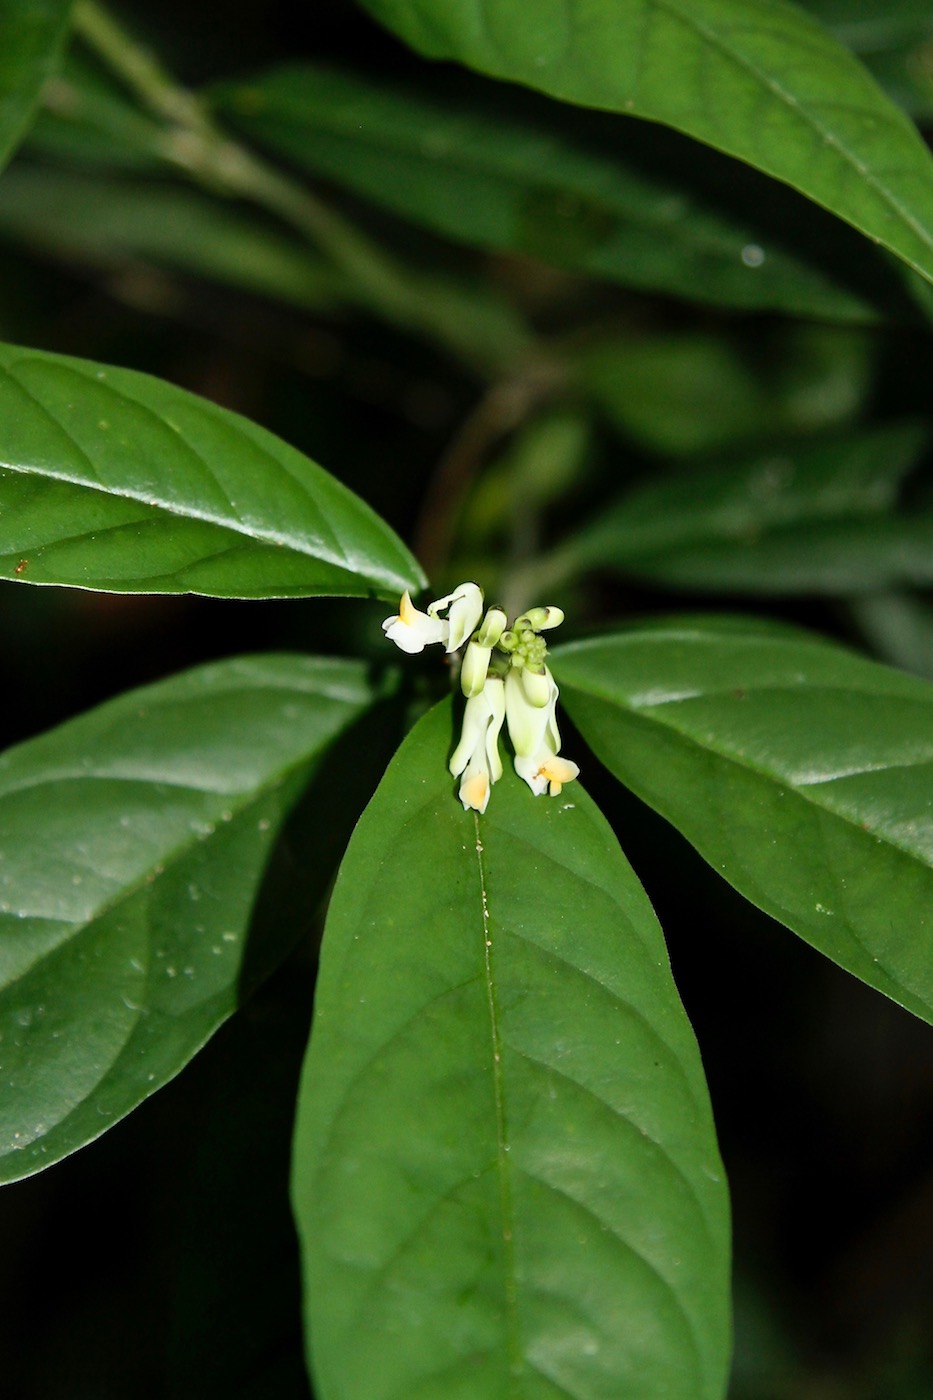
516, 1161, 705, 1382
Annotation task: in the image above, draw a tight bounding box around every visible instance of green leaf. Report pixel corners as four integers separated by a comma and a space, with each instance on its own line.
0, 166, 347, 310
356, 0, 933, 291
850, 591, 933, 680
565, 422, 933, 594
804, 0, 933, 50
581, 326, 873, 458
0, 342, 424, 599
617, 513, 933, 595
292, 701, 730, 1400
0, 0, 73, 173
0, 653, 380, 1184
26, 44, 169, 170
801, 0, 933, 119
555, 622, 933, 1024
213, 62, 908, 322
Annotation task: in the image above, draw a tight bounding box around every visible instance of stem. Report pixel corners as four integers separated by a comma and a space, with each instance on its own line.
72, 1, 528, 371
413, 361, 566, 580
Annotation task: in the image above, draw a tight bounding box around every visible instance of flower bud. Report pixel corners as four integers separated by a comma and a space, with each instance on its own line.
476, 606, 508, 648
514, 605, 564, 633
460, 640, 491, 698
519, 664, 552, 708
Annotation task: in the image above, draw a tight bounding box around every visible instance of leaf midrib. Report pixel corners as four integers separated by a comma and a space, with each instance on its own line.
473, 809, 524, 1392
646, 0, 933, 271
0, 358, 361, 572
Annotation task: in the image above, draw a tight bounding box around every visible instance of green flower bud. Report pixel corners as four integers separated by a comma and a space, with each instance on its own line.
460, 640, 491, 698
476, 605, 508, 648
519, 664, 552, 708
514, 605, 565, 633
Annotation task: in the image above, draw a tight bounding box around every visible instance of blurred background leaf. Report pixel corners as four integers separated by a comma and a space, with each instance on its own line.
212, 60, 925, 323
0, 0, 73, 172
355, 0, 933, 290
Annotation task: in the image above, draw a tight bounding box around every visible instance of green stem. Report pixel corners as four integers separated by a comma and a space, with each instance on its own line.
72, 0, 528, 371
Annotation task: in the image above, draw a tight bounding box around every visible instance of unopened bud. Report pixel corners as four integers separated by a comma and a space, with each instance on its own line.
514, 605, 565, 633
476, 606, 508, 648
460, 640, 491, 697
519, 664, 552, 708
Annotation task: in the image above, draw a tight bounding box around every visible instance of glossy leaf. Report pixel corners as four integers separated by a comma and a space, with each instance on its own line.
0, 167, 347, 310
565, 422, 933, 594
357, 0, 933, 290
0, 0, 73, 173
214, 62, 906, 322
0, 653, 380, 1184
0, 342, 424, 599
555, 623, 933, 1024
293, 701, 730, 1400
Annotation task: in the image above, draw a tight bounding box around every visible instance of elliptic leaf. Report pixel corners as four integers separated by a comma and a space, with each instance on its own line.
0, 342, 424, 599
555, 623, 933, 1024
0, 167, 348, 310
0, 654, 379, 1183
214, 62, 904, 322
581, 327, 873, 457
0, 0, 73, 173
356, 0, 933, 290
613, 513, 933, 595
293, 701, 730, 1400
565, 422, 933, 595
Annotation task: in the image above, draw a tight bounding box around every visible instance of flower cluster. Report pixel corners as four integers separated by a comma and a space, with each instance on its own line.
383, 583, 579, 813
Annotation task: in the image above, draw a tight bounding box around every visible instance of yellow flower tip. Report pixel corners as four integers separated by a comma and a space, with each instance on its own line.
398, 590, 417, 624
459, 770, 490, 814
539, 755, 580, 797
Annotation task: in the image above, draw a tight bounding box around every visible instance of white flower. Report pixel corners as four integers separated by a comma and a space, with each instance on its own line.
382, 582, 484, 656
505, 666, 579, 797
430, 582, 484, 653
449, 678, 505, 814
382, 590, 449, 653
